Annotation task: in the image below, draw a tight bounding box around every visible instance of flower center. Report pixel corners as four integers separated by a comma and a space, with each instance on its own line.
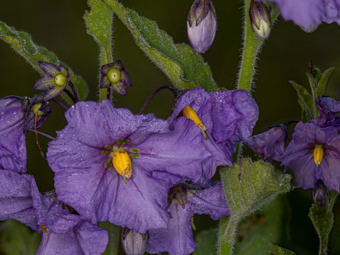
54, 73, 67, 86
182, 105, 207, 139
107, 68, 121, 83
313, 144, 324, 167
40, 224, 49, 233
112, 149, 132, 183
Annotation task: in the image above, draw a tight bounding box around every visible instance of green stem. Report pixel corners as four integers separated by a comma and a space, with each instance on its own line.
99, 222, 121, 255
217, 217, 238, 255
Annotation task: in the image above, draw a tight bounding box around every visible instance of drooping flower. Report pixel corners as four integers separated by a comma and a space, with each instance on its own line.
187, 0, 217, 53
146, 182, 230, 255
260, 0, 340, 32
281, 121, 340, 191
33, 61, 70, 100
0, 95, 51, 172
47, 99, 222, 233
168, 88, 259, 172
100, 60, 131, 95
0, 170, 108, 255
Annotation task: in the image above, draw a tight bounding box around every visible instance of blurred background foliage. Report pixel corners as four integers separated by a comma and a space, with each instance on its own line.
0, 0, 339, 254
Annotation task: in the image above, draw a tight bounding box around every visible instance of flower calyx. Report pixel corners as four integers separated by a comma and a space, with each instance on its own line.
183, 105, 208, 139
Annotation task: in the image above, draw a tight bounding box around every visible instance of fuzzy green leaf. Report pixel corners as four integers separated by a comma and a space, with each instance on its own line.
103, 0, 218, 92
0, 20, 88, 100
84, 0, 113, 64
0, 220, 41, 255
316, 67, 335, 97
193, 228, 218, 255
289, 80, 314, 120
270, 244, 296, 255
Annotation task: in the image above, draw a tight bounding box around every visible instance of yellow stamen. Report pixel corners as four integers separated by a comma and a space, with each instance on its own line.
313, 144, 324, 167
40, 224, 49, 233
113, 150, 132, 183
190, 217, 196, 231
182, 105, 207, 139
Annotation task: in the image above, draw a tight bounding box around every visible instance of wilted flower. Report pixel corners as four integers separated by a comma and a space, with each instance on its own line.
249, 0, 272, 39
47, 99, 223, 233
33, 61, 70, 100
187, 0, 217, 53
0, 170, 108, 255
260, 0, 340, 32
147, 182, 230, 255
100, 60, 131, 95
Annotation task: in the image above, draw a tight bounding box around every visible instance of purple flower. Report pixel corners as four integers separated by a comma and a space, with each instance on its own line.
247, 124, 287, 161
187, 0, 217, 53
0, 170, 108, 255
169, 88, 258, 169
315, 96, 340, 127
146, 182, 230, 255
0, 96, 51, 172
261, 0, 340, 32
100, 60, 131, 95
47, 99, 221, 233
33, 61, 70, 100
281, 121, 340, 191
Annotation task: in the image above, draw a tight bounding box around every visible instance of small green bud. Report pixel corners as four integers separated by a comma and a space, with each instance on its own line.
54, 73, 67, 86
122, 228, 148, 255
249, 0, 271, 39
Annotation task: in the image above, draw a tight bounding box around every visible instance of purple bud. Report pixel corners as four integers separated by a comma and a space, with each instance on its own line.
187, 0, 217, 53
122, 228, 148, 255
313, 181, 327, 208
249, 0, 271, 39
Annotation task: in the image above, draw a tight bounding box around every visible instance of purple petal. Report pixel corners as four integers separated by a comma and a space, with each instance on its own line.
33, 77, 56, 91
0, 97, 26, 172
315, 97, 340, 126
39, 61, 60, 77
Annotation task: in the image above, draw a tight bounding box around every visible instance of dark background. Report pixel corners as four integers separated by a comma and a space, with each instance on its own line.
0, 0, 340, 254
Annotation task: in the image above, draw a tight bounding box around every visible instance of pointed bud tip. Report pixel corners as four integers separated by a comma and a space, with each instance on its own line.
249, 1, 271, 39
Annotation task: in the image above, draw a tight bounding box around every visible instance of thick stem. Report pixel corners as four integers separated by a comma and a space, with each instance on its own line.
108, 224, 120, 255
217, 217, 238, 255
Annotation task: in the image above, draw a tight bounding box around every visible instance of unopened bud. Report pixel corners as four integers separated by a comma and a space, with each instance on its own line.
122, 228, 148, 255
249, 0, 271, 39
313, 181, 327, 208
187, 0, 217, 53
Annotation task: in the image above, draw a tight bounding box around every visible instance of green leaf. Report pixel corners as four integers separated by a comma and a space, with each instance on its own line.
289, 80, 314, 120
0, 220, 41, 255
193, 228, 218, 255
84, 0, 113, 65
217, 160, 291, 255
234, 197, 289, 255
0, 20, 88, 101
316, 67, 335, 98
309, 191, 338, 255
103, 0, 218, 92
270, 244, 296, 255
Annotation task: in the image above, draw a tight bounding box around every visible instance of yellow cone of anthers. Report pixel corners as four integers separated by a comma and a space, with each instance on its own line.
313, 144, 324, 167
113, 150, 132, 184
40, 224, 49, 233
182, 105, 208, 139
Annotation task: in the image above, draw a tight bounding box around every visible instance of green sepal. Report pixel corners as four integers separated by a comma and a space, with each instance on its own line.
270, 244, 296, 255
308, 190, 338, 255
289, 80, 314, 121
103, 0, 218, 92
316, 67, 335, 98
193, 228, 218, 255
0, 21, 88, 101
0, 220, 41, 255
234, 196, 290, 255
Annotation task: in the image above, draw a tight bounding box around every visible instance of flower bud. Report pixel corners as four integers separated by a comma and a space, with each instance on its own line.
187, 0, 217, 53
313, 180, 327, 208
249, 0, 271, 39
122, 228, 148, 255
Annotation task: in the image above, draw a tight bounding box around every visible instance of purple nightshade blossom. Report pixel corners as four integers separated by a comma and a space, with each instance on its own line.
0, 170, 108, 255
261, 0, 340, 32
0, 95, 51, 172
146, 182, 230, 255
33, 61, 70, 101
100, 60, 131, 95
168, 88, 258, 173
315, 96, 340, 127
281, 121, 340, 191
47, 99, 221, 233
247, 125, 287, 161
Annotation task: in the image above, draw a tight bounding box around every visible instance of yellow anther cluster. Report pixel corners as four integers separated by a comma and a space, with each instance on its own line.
40, 224, 49, 233
113, 149, 132, 184
182, 105, 208, 139
313, 144, 324, 167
